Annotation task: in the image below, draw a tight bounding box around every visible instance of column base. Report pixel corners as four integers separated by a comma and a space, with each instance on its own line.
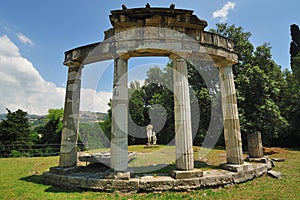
220, 162, 253, 172
144, 144, 159, 148
49, 166, 82, 175
245, 156, 269, 163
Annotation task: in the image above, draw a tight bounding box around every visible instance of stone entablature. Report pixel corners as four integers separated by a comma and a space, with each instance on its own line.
64, 31, 236, 67
64, 7, 236, 66
106, 7, 207, 39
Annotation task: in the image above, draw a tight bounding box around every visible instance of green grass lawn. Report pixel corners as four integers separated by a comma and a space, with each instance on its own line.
0, 146, 299, 200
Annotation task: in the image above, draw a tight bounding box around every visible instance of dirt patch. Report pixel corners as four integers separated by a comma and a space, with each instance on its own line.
263, 147, 287, 155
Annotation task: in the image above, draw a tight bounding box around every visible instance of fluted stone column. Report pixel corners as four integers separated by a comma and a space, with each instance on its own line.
110, 58, 128, 172
219, 66, 244, 165
59, 64, 83, 168
174, 58, 194, 170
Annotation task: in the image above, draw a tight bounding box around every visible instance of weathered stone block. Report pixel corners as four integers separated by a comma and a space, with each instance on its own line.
254, 164, 268, 177
266, 159, 275, 170
68, 176, 86, 187
271, 158, 285, 162
200, 170, 233, 187
232, 170, 255, 183
112, 179, 139, 192
173, 178, 201, 190
139, 176, 175, 191
171, 169, 203, 179
115, 172, 131, 180
267, 170, 282, 179
49, 166, 82, 175
43, 172, 60, 185
220, 163, 253, 172
245, 156, 268, 163
247, 131, 264, 158
84, 178, 114, 190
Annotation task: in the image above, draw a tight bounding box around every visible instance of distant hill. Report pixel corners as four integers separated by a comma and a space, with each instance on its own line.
0, 111, 108, 123
79, 111, 108, 122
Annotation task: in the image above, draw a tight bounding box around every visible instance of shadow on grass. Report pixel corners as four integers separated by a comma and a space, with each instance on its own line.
194, 161, 219, 170
44, 186, 86, 193
130, 160, 220, 175
20, 174, 85, 193
20, 174, 44, 185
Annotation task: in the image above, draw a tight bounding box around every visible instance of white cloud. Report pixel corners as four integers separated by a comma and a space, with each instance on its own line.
128, 79, 145, 88
213, 1, 236, 22
0, 35, 20, 57
0, 35, 111, 115
80, 89, 112, 113
17, 33, 34, 46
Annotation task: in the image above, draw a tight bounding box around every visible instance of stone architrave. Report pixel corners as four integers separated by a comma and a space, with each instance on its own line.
59, 64, 83, 168
219, 66, 244, 165
247, 131, 264, 158
110, 58, 128, 172
173, 58, 194, 170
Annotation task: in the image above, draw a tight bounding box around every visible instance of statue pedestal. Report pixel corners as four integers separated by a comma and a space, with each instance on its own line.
144, 144, 159, 148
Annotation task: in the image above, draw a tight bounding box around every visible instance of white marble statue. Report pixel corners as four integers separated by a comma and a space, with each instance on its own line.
152, 131, 157, 145
146, 124, 153, 144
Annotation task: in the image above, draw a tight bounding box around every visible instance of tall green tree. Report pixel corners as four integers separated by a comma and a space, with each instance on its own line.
0, 109, 31, 154
290, 24, 300, 79
282, 24, 300, 147
35, 108, 63, 145
128, 80, 148, 144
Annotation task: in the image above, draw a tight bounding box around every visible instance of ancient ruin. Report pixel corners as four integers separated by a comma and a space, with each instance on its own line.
43, 5, 274, 192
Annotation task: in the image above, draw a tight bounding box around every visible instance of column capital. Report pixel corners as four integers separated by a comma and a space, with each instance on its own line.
63, 60, 83, 68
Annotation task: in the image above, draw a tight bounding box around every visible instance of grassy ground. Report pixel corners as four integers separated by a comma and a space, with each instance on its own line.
0, 146, 299, 200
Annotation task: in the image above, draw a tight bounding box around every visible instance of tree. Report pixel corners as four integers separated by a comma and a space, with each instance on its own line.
282, 24, 300, 147
128, 80, 148, 144
0, 108, 31, 156
290, 24, 300, 78
34, 108, 63, 148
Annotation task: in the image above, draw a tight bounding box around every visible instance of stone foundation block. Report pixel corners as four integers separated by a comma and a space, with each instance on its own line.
171, 169, 203, 179
110, 172, 131, 180
220, 163, 253, 172
139, 176, 175, 191
245, 156, 269, 163
68, 175, 87, 187
200, 170, 233, 187
232, 170, 255, 183
84, 178, 114, 190
43, 172, 60, 185
114, 179, 139, 192
173, 178, 201, 190
49, 166, 82, 175
254, 164, 268, 177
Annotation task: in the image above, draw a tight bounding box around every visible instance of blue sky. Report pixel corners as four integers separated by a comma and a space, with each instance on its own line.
0, 0, 299, 114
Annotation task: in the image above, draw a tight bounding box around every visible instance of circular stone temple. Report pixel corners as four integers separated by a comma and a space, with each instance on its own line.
43, 5, 272, 192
